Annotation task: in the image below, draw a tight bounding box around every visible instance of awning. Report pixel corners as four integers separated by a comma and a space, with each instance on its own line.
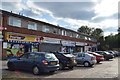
7, 40, 39, 45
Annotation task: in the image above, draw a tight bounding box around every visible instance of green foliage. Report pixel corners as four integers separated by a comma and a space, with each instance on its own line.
118, 27, 120, 34
77, 26, 94, 35
77, 26, 119, 50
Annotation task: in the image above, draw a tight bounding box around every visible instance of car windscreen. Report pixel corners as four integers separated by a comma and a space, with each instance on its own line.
45, 53, 58, 60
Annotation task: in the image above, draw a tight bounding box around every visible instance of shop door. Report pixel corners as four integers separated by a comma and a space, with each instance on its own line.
24, 44, 32, 53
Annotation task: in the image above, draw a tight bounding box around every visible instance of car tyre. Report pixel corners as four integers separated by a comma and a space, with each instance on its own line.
32, 66, 40, 75
8, 63, 15, 71
83, 61, 90, 67
97, 61, 100, 63
59, 63, 64, 70
69, 66, 74, 69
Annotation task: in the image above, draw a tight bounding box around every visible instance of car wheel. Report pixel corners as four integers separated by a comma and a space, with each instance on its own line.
97, 61, 100, 63
69, 66, 74, 70
32, 66, 40, 75
8, 63, 15, 71
59, 63, 64, 70
83, 61, 90, 67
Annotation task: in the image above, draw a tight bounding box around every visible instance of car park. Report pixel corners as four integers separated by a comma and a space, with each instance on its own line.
53, 52, 77, 70
87, 51, 104, 63
95, 51, 114, 60
7, 52, 59, 75
75, 52, 96, 67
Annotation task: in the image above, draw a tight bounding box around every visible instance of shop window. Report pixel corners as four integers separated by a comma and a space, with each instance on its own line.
4, 43, 24, 57
32, 45, 38, 52
28, 21, 37, 30
8, 16, 21, 27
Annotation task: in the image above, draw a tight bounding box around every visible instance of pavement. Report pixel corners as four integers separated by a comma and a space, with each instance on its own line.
1, 57, 120, 79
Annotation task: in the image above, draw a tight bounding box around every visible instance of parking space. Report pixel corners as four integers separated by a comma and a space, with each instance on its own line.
1, 57, 119, 79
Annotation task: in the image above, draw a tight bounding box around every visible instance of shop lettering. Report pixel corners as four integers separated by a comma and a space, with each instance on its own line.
9, 35, 25, 40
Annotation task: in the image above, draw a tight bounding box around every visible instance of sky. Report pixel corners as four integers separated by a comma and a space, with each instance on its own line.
0, 0, 119, 36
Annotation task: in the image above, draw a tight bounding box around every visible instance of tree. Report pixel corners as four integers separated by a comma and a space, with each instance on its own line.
118, 27, 120, 34
91, 28, 103, 40
77, 26, 93, 35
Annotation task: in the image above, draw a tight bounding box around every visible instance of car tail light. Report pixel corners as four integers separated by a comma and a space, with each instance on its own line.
42, 60, 48, 65
91, 57, 96, 60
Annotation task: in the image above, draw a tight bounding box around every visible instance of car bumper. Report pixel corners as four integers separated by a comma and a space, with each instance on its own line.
90, 60, 97, 65
42, 65, 59, 72
97, 58, 104, 62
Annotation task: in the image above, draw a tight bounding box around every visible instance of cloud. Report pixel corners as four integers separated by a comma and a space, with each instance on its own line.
1, 0, 118, 37
34, 2, 96, 20
104, 32, 118, 37
92, 0, 119, 20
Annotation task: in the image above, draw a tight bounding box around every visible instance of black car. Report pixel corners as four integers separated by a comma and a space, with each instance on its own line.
53, 52, 77, 70
95, 51, 114, 60
7, 52, 59, 75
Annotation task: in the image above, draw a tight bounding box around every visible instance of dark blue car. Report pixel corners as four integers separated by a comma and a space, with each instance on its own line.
7, 52, 59, 75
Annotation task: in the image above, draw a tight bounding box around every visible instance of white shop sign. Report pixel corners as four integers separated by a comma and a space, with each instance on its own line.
43, 37, 61, 44
62, 40, 75, 46
76, 42, 85, 46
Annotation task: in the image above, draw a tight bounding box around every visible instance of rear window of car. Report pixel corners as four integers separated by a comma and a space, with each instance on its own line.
45, 53, 57, 60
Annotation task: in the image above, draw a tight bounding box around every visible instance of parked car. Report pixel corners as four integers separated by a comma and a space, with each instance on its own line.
87, 51, 104, 63
7, 52, 59, 75
75, 52, 96, 67
106, 50, 116, 57
114, 51, 120, 57
53, 52, 77, 70
95, 51, 114, 60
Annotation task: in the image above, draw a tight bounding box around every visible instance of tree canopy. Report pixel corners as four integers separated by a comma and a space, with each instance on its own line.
77, 26, 119, 50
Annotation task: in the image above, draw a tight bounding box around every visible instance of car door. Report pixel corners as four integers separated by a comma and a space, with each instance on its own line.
76, 53, 85, 64
25, 53, 37, 70
15, 53, 29, 70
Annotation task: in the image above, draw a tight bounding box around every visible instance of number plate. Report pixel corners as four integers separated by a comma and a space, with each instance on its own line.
51, 62, 57, 65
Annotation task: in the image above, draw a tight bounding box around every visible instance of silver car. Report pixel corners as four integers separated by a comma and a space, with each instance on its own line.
75, 52, 97, 67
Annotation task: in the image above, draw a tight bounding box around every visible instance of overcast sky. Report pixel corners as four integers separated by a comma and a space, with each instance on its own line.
1, 0, 119, 36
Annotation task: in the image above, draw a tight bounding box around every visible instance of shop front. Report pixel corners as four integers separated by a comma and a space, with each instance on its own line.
39, 37, 61, 52
91, 44, 97, 52
61, 40, 75, 53
75, 42, 85, 52
2, 32, 40, 59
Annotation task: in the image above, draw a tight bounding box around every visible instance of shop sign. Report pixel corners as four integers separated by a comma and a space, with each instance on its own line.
5, 32, 39, 42
76, 42, 85, 46
62, 40, 75, 46
43, 37, 61, 44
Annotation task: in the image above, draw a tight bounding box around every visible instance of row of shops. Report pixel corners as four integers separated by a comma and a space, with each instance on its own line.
2, 32, 97, 59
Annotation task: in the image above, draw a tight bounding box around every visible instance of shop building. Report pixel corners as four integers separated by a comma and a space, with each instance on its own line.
0, 10, 97, 59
